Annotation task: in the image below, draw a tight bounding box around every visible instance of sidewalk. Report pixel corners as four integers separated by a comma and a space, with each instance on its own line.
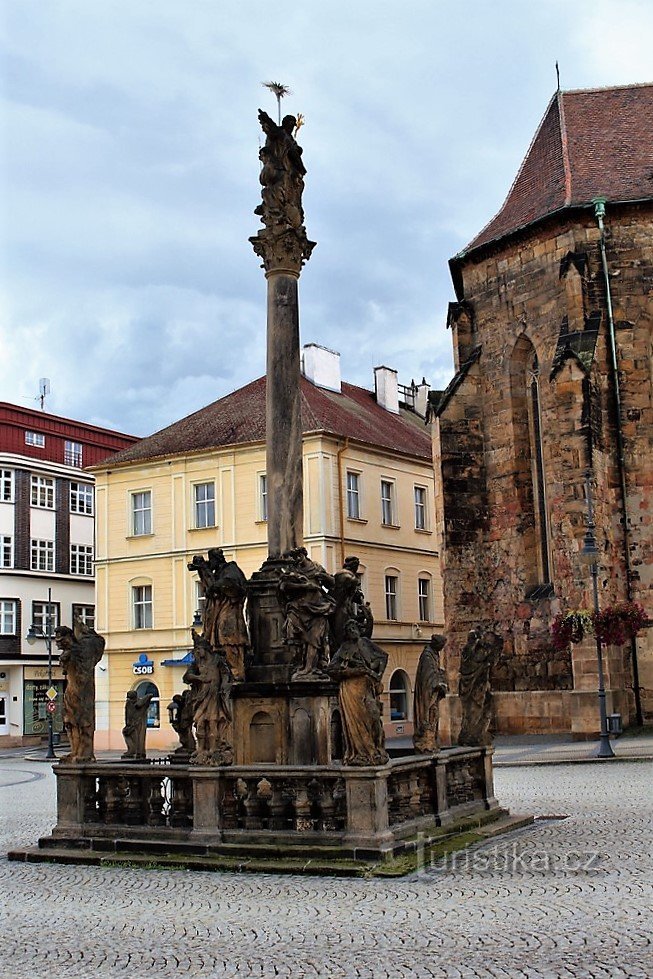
492, 731, 653, 766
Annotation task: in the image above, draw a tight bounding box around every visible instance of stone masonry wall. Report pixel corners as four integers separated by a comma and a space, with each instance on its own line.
437, 203, 653, 734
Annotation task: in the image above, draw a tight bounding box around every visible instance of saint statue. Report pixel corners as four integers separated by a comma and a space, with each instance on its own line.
458, 628, 503, 746
121, 690, 153, 760
168, 690, 196, 755
279, 547, 336, 680
327, 620, 389, 767
182, 630, 233, 766
412, 634, 448, 754
188, 548, 249, 680
330, 556, 373, 649
54, 619, 105, 764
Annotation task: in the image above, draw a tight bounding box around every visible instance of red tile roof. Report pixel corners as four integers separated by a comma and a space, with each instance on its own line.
464, 83, 653, 253
103, 376, 432, 467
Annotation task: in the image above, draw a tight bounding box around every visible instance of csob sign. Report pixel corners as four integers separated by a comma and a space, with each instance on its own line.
132, 653, 154, 676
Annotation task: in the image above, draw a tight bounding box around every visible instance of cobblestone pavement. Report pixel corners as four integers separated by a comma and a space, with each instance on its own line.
1, 760, 651, 978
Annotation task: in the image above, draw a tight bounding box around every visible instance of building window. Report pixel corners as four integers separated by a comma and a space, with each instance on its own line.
25, 431, 45, 447
72, 604, 95, 629
31, 539, 54, 572
0, 600, 17, 635
418, 577, 431, 622
32, 601, 59, 633
381, 480, 395, 526
346, 471, 361, 519
131, 491, 152, 536
194, 580, 206, 624
414, 486, 427, 530
1, 536, 13, 569
133, 585, 153, 629
258, 474, 268, 522
70, 482, 94, 514
135, 680, 160, 729
31, 475, 55, 508
0, 469, 14, 502
389, 669, 410, 721
64, 440, 83, 467
70, 543, 94, 576
385, 574, 399, 620
193, 482, 215, 529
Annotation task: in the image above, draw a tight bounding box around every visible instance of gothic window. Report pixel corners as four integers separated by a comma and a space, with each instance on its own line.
510, 336, 551, 589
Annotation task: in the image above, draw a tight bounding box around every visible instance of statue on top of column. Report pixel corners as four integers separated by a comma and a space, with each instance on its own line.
250, 109, 315, 273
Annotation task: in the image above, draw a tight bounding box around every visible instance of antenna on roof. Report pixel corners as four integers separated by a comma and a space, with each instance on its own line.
38, 378, 50, 411
555, 60, 561, 92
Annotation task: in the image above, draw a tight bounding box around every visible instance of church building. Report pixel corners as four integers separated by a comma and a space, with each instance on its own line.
433, 83, 653, 737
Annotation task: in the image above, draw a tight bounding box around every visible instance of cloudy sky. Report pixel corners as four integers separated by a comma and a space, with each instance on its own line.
2, 0, 651, 436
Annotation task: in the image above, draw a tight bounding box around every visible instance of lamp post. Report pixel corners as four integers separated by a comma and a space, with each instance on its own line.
26, 585, 57, 761
580, 471, 615, 759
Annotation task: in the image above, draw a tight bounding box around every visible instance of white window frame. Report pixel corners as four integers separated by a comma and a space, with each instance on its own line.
70, 482, 94, 515
70, 543, 94, 576
384, 573, 399, 620
258, 473, 268, 522
0, 600, 17, 635
381, 479, 395, 526
32, 601, 59, 633
346, 470, 361, 520
0, 469, 14, 503
1, 535, 13, 569
72, 603, 95, 628
193, 481, 215, 529
132, 584, 153, 629
31, 475, 55, 509
25, 431, 45, 447
389, 669, 411, 721
31, 538, 54, 572
418, 577, 431, 622
131, 491, 152, 536
414, 485, 427, 531
64, 440, 83, 468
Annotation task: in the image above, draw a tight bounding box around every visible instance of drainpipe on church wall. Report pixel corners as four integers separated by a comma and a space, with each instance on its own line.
336, 438, 349, 568
592, 197, 643, 726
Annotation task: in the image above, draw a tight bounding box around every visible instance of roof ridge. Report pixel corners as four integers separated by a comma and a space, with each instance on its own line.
562, 81, 653, 96
557, 89, 572, 205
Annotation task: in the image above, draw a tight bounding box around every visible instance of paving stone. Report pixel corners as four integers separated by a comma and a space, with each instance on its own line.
1, 761, 651, 978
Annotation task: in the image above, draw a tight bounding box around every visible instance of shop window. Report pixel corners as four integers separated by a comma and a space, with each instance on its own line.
389, 669, 410, 721
134, 680, 160, 728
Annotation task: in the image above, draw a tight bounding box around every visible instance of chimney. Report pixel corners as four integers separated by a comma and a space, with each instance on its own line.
374, 365, 399, 414
415, 377, 430, 418
301, 343, 341, 393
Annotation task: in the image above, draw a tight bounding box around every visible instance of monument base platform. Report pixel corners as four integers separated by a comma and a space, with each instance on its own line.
8, 746, 531, 875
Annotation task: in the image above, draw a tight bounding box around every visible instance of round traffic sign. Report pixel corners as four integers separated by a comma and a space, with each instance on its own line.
46, 701, 57, 714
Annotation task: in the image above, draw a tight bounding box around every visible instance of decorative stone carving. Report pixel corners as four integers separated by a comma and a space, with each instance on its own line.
121, 691, 153, 760
183, 630, 233, 766
168, 690, 196, 755
413, 634, 449, 754
54, 620, 105, 764
458, 628, 503, 746
249, 109, 315, 273
330, 555, 374, 649
188, 548, 249, 681
327, 620, 389, 766
279, 547, 336, 680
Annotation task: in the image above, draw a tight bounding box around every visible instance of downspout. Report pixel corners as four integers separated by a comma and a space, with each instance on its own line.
336, 438, 349, 567
592, 197, 643, 726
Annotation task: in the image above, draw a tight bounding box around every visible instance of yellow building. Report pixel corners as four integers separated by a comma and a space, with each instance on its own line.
92, 346, 442, 751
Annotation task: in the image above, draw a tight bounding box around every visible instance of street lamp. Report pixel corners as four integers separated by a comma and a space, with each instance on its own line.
580, 471, 615, 759
25, 585, 57, 761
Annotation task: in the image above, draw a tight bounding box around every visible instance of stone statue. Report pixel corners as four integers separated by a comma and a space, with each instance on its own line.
188, 548, 249, 680
327, 620, 389, 766
413, 634, 448, 754
54, 619, 105, 764
458, 628, 503, 746
330, 555, 373, 649
168, 690, 196, 755
250, 109, 315, 272
279, 548, 336, 680
121, 691, 153, 760
182, 630, 233, 766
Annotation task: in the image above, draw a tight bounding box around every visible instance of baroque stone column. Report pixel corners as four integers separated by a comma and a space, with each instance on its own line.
249, 108, 315, 559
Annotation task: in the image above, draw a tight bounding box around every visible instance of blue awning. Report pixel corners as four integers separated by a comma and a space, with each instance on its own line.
160, 650, 195, 667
